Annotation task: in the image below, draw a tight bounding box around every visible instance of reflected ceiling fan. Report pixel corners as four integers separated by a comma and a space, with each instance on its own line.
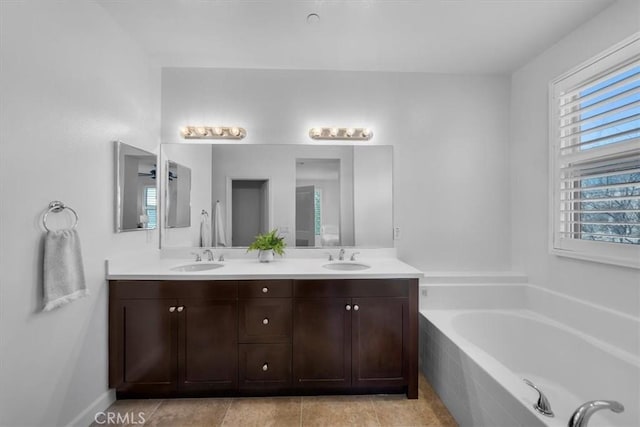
138, 166, 157, 180
138, 167, 178, 181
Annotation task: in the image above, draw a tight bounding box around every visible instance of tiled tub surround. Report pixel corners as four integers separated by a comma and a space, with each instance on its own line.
419, 282, 640, 427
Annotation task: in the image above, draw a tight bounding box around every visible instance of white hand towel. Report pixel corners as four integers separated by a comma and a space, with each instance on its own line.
43, 229, 88, 311
214, 201, 227, 247
200, 215, 212, 247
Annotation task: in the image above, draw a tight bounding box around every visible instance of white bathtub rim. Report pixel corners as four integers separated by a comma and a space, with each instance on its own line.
526, 282, 640, 323
423, 309, 567, 427
422, 309, 639, 427
425, 308, 639, 369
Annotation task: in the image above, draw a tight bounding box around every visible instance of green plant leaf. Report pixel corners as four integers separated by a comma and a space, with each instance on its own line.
246, 229, 287, 256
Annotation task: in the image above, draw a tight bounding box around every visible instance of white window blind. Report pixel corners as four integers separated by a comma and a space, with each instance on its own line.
144, 186, 157, 229
551, 34, 640, 268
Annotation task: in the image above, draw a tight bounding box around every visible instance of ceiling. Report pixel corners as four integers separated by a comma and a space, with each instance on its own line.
97, 0, 615, 74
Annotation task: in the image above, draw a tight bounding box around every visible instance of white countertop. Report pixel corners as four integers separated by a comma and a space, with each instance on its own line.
107, 253, 423, 281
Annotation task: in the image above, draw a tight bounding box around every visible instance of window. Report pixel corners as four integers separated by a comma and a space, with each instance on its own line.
144, 186, 157, 229
550, 34, 640, 268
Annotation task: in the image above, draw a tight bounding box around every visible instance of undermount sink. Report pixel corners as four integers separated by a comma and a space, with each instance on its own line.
170, 263, 225, 272
322, 262, 371, 271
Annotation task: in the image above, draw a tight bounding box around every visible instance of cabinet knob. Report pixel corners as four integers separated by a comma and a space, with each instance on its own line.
262, 363, 269, 372
262, 318, 269, 325
353, 305, 359, 311
262, 287, 269, 293
345, 304, 351, 311
169, 306, 176, 313
177, 306, 184, 312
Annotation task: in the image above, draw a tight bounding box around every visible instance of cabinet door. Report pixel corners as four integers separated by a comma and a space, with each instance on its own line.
178, 299, 238, 392
293, 298, 351, 389
109, 299, 178, 394
352, 297, 408, 389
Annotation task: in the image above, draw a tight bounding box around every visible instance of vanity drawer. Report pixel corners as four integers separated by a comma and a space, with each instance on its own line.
239, 299, 292, 343
294, 279, 409, 298
239, 343, 291, 388
238, 280, 292, 298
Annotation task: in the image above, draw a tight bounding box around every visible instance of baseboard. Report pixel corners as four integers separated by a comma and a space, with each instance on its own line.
66, 389, 116, 427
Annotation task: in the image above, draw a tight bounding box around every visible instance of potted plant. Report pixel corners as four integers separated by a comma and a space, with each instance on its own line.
247, 229, 286, 262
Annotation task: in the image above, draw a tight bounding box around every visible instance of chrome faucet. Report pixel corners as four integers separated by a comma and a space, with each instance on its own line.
350, 252, 360, 261
568, 400, 624, 427
523, 379, 554, 417
202, 249, 214, 261
338, 248, 345, 261
190, 252, 202, 262
324, 252, 334, 261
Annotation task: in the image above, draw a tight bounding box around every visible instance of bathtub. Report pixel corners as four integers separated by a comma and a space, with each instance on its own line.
419, 282, 640, 427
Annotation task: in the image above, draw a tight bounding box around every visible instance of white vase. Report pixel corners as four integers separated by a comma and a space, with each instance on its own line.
258, 250, 274, 263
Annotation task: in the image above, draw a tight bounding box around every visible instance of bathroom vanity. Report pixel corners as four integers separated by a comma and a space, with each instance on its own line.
107, 257, 421, 399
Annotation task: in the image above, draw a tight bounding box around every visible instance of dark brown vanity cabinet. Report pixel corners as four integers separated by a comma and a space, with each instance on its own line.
109, 281, 238, 396
109, 277, 418, 399
293, 279, 417, 397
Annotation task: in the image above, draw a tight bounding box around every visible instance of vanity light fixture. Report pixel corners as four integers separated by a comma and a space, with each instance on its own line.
181, 126, 246, 140
308, 127, 373, 141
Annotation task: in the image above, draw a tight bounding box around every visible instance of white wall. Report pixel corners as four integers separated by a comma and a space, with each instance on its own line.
0, 1, 160, 426
162, 69, 511, 271
510, 0, 640, 316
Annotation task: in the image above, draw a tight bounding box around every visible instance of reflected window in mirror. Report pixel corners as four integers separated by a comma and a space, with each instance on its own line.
115, 141, 157, 232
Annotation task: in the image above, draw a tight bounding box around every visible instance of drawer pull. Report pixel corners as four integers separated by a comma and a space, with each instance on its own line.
177, 306, 184, 312
262, 318, 269, 325
262, 287, 269, 293
262, 363, 269, 372
345, 304, 351, 311
169, 306, 176, 313
353, 305, 359, 311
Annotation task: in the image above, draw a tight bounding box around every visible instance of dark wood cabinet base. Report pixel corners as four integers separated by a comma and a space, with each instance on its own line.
109, 278, 418, 400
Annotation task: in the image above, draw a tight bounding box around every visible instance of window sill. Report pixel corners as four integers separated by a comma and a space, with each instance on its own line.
550, 247, 640, 270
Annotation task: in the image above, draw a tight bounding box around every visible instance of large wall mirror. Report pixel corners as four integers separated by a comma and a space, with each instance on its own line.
115, 141, 157, 232
165, 160, 192, 228
159, 143, 393, 248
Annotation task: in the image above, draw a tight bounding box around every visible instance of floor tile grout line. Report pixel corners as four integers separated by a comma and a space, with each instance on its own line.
369, 396, 383, 427
141, 399, 164, 425
219, 397, 233, 426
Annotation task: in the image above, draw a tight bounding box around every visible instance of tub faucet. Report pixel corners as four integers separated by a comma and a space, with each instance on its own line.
568, 400, 624, 427
338, 248, 345, 261
202, 249, 214, 261
523, 379, 554, 417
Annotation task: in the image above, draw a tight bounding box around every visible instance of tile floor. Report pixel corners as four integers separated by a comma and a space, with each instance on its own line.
91, 374, 457, 427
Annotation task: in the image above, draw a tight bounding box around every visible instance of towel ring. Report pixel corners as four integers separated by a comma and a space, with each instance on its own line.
43, 201, 79, 231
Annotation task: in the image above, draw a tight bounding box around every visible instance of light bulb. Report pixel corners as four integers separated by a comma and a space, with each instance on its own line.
181, 127, 193, 137
345, 128, 355, 137
329, 128, 339, 137
311, 128, 322, 138
230, 127, 241, 137
213, 127, 223, 136
361, 128, 371, 138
